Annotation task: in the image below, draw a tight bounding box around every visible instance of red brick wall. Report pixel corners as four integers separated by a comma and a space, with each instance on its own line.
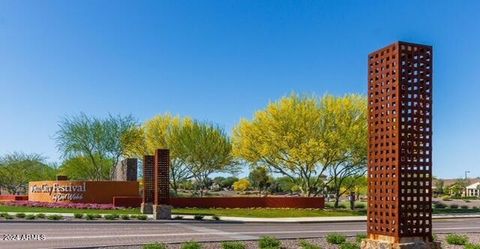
170, 197, 325, 209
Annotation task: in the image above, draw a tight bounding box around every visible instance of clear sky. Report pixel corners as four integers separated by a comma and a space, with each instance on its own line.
1, 0, 479, 179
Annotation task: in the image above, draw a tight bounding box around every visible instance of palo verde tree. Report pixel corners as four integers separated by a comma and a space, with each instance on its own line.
125, 114, 194, 195
55, 113, 142, 180
170, 120, 239, 196
233, 94, 367, 198
0, 152, 57, 194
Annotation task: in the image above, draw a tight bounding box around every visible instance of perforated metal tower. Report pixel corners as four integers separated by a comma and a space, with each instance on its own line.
367, 41, 433, 243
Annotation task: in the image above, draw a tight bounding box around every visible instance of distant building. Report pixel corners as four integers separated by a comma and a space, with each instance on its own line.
465, 182, 480, 197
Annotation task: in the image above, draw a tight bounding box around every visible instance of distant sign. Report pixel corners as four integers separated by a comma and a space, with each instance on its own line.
30, 182, 86, 202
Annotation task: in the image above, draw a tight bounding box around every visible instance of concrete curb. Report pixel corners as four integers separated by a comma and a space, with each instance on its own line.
1, 211, 480, 223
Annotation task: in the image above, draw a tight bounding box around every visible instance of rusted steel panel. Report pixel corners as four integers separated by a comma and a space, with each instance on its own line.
367, 41, 433, 242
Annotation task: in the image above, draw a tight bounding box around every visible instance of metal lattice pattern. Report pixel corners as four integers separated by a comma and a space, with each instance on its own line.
154, 149, 170, 205
142, 155, 155, 203
367, 41, 433, 242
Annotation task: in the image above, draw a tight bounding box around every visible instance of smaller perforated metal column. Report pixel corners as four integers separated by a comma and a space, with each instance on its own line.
154, 149, 170, 205
142, 155, 154, 204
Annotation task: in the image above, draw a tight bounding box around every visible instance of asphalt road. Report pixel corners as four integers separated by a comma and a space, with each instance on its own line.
1, 219, 480, 249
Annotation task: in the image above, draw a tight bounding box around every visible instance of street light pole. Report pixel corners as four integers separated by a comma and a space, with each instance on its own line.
465, 171, 471, 197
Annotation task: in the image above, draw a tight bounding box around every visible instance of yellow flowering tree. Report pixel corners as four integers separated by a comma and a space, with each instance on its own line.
233, 94, 367, 198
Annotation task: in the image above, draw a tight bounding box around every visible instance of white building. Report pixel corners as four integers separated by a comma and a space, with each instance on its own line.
465, 182, 480, 197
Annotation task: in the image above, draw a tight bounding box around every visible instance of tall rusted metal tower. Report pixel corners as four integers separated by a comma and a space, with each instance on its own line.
365, 41, 437, 248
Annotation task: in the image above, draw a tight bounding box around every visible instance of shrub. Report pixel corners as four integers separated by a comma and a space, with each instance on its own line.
465, 243, 480, 249
433, 203, 447, 209
104, 214, 118, 220
355, 233, 367, 243
194, 214, 204, 220
181, 241, 202, 249
212, 215, 221, 221
4, 214, 13, 219
326, 233, 346, 244
442, 197, 452, 201
0, 212, 8, 217
446, 233, 469, 245
354, 203, 366, 209
465, 200, 471, 203
299, 239, 322, 249
74, 213, 84, 219
173, 215, 184, 220
461, 205, 469, 209
259, 236, 281, 249
94, 214, 102, 219
222, 241, 246, 249
338, 203, 348, 209
450, 204, 459, 209
143, 243, 167, 249
25, 214, 36, 220
340, 242, 360, 249
15, 213, 26, 218
36, 213, 46, 219
121, 214, 130, 220
137, 215, 148, 220
86, 214, 97, 220
47, 214, 63, 220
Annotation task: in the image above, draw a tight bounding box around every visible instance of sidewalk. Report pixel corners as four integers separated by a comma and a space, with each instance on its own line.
2, 211, 480, 223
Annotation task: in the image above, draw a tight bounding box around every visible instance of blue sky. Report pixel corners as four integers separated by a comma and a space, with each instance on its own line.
0, 1, 479, 178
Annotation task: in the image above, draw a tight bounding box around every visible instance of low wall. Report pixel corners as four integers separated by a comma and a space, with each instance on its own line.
170, 197, 325, 209
113, 196, 142, 208
0, 195, 28, 201
28, 181, 139, 204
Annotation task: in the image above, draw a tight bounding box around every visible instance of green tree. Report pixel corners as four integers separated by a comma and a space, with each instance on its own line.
233, 94, 367, 197
170, 120, 239, 196
55, 113, 141, 180
0, 153, 57, 194
126, 114, 194, 195
249, 167, 271, 195
59, 155, 112, 180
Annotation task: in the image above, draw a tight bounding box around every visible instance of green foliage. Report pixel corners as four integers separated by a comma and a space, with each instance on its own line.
340, 242, 360, 249
326, 233, 346, 244
35, 213, 46, 219
442, 196, 452, 201
104, 214, 118, 220
355, 233, 367, 243
121, 214, 130, 220
85, 214, 97, 220
450, 204, 459, 209
181, 241, 202, 249
445, 233, 469, 245
137, 214, 148, 220
0, 152, 57, 194
143, 243, 167, 249
56, 113, 141, 180
59, 155, 113, 181
74, 213, 84, 219
221, 241, 246, 249
212, 215, 220, 221
465, 243, 480, 249
354, 203, 366, 209
15, 213, 26, 218
193, 214, 204, 220
249, 167, 271, 194
173, 215, 184, 220
299, 240, 322, 249
171, 120, 239, 196
25, 214, 36, 220
233, 94, 367, 197
47, 214, 63, 220
258, 236, 281, 249
0, 212, 9, 218
461, 205, 469, 209
433, 203, 447, 209
4, 214, 13, 219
